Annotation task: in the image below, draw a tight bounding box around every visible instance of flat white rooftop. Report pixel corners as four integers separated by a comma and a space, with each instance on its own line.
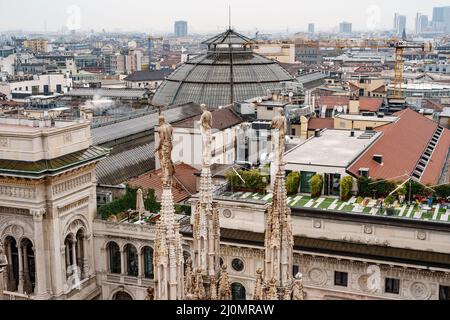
336, 114, 398, 123
284, 129, 381, 168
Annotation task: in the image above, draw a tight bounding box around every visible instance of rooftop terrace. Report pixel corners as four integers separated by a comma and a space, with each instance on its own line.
284, 129, 381, 168
216, 191, 450, 224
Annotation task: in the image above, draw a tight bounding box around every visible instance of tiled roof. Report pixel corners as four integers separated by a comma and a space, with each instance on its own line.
316, 95, 350, 109
359, 97, 383, 112
128, 163, 198, 203
96, 143, 155, 186
348, 109, 450, 185
423, 99, 444, 112
0, 146, 109, 178
172, 106, 243, 131
308, 118, 334, 130
124, 69, 172, 82
372, 84, 386, 93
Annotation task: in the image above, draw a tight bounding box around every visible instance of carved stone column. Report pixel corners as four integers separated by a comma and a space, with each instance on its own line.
6, 242, 13, 291
17, 242, 24, 293
22, 245, 32, 294
82, 234, 90, 279
138, 249, 144, 279
120, 248, 126, 276
0, 267, 5, 300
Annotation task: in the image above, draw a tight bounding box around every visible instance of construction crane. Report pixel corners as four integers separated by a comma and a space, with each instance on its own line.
388, 41, 432, 99
148, 36, 163, 71
297, 38, 432, 99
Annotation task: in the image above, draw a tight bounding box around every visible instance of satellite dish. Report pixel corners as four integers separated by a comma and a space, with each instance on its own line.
337, 106, 344, 113
257, 97, 263, 104
289, 92, 294, 98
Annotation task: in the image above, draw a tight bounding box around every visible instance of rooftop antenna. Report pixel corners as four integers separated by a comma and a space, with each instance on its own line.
228, 5, 232, 30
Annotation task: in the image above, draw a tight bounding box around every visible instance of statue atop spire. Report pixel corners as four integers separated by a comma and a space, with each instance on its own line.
153, 111, 185, 300
191, 103, 223, 300
263, 106, 294, 300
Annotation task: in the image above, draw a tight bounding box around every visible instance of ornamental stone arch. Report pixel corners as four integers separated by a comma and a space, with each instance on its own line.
110, 287, 135, 300
0, 218, 34, 246
62, 214, 90, 240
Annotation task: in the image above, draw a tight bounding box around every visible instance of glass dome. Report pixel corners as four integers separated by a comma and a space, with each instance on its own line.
152, 29, 294, 108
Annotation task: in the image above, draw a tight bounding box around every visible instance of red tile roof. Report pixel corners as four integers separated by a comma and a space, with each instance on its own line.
316, 96, 350, 109
308, 118, 335, 130
172, 107, 242, 130
348, 109, 450, 185
372, 85, 386, 93
359, 97, 383, 112
423, 99, 444, 112
128, 162, 198, 203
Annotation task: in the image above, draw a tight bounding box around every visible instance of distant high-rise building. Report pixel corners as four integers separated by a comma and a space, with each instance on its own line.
308, 23, 315, 34
415, 13, 429, 34
339, 22, 352, 34
174, 21, 188, 37
432, 6, 450, 32
393, 13, 407, 35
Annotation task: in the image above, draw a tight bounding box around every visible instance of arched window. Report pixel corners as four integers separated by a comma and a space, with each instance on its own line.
64, 236, 74, 268
231, 282, 246, 300
113, 291, 133, 300
20, 238, 35, 295
75, 230, 85, 276
124, 244, 138, 277
4, 236, 18, 292
107, 242, 121, 274
142, 247, 154, 279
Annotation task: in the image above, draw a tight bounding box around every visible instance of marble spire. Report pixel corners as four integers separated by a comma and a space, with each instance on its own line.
191, 104, 222, 300
153, 111, 185, 300
263, 107, 294, 300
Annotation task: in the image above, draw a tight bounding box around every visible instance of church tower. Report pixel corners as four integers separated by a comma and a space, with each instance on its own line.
153, 112, 185, 300
263, 108, 294, 300
191, 105, 221, 299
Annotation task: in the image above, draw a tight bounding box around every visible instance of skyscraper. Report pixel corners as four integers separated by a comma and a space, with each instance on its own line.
415, 13, 429, 35
432, 6, 450, 32
174, 21, 188, 37
393, 13, 407, 35
339, 22, 352, 34
308, 23, 315, 34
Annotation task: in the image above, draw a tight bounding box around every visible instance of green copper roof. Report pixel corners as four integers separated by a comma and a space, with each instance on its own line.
0, 146, 109, 178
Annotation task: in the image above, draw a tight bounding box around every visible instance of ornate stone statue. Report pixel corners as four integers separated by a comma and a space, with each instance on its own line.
145, 287, 155, 300
199, 104, 213, 131
210, 275, 218, 300
184, 258, 195, 296
292, 273, 306, 300
194, 269, 206, 300
253, 268, 264, 300
271, 107, 286, 166
266, 279, 279, 300
218, 265, 232, 300
198, 104, 213, 166
156, 112, 175, 188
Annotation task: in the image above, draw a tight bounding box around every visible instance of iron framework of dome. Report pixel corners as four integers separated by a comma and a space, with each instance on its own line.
152, 29, 295, 108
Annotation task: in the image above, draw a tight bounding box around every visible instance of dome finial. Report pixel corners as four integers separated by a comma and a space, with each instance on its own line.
228, 5, 232, 31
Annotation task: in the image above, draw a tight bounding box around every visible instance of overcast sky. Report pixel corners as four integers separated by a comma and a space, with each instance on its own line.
0, 0, 448, 33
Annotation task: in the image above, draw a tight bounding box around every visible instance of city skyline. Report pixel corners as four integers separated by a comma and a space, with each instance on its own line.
0, 0, 449, 34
